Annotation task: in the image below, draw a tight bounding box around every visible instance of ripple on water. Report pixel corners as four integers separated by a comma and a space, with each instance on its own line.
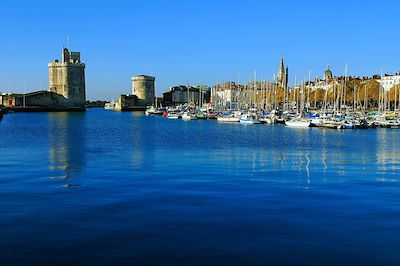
0, 109, 400, 265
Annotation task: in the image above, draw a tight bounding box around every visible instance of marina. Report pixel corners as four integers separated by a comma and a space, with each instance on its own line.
1, 1, 400, 265
132, 59, 400, 131
141, 104, 400, 130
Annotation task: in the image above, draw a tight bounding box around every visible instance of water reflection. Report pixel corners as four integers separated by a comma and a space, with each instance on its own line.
48, 112, 86, 183
130, 113, 154, 170
376, 129, 400, 182
204, 126, 400, 187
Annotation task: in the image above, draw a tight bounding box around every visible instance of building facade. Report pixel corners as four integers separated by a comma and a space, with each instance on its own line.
380, 72, 400, 92
162, 85, 210, 106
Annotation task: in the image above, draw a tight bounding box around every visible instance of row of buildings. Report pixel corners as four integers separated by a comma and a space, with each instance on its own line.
159, 57, 289, 108
208, 59, 400, 110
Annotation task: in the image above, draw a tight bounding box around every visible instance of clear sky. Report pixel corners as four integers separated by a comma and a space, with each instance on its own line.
0, 0, 399, 100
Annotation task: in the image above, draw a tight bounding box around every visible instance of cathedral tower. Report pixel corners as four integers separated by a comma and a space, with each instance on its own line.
277, 56, 288, 88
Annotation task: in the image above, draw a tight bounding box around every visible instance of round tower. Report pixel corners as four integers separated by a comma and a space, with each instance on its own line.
132, 75, 155, 106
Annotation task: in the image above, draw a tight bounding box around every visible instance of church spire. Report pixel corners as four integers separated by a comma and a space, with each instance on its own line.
277, 56, 286, 87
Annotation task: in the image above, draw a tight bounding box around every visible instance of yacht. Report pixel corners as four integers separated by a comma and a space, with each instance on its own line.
182, 112, 198, 120
217, 116, 240, 123
104, 101, 116, 110
285, 119, 311, 128
239, 114, 261, 124
145, 107, 166, 116
166, 112, 181, 119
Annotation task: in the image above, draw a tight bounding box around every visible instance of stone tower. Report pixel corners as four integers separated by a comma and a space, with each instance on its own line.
48, 48, 86, 107
324, 64, 333, 81
132, 75, 155, 106
277, 56, 288, 88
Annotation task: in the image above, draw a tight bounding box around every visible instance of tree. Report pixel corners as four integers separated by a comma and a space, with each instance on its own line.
389, 84, 400, 101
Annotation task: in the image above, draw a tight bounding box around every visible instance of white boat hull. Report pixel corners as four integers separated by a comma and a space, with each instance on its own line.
285, 120, 311, 128
217, 117, 240, 123
260, 117, 274, 124
182, 114, 197, 120
240, 119, 262, 124
239, 114, 261, 124
167, 115, 181, 119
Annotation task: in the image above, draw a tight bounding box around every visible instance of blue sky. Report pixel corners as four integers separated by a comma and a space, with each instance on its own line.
0, 0, 399, 100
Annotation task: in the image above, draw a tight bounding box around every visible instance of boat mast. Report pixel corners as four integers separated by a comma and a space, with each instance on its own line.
394, 83, 397, 112
229, 81, 232, 110
237, 72, 240, 110
308, 70, 311, 111
293, 74, 297, 112
254, 71, 257, 110
323, 79, 328, 116
397, 85, 400, 110
314, 77, 317, 109
343, 65, 348, 114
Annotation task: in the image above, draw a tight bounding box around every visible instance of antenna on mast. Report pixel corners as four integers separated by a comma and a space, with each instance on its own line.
66, 35, 70, 49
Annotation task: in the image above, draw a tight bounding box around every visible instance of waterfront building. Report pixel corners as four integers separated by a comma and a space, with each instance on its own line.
162, 85, 209, 107
305, 64, 336, 92
132, 75, 155, 106
113, 94, 139, 111
0, 93, 22, 107
211, 81, 274, 110
379, 72, 400, 92
162, 90, 173, 106
211, 82, 240, 109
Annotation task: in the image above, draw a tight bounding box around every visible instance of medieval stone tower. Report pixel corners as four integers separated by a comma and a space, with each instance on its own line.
48, 48, 86, 107
132, 75, 155, 106
277, 56, 288, 88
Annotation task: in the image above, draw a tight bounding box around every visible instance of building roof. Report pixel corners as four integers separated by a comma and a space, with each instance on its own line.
24, 90, 49, 96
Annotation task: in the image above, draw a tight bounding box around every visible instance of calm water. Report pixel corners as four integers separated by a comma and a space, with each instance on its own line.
1, 108, 400, 265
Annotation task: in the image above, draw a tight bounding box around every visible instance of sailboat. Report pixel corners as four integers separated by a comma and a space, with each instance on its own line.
285, 82, 310, 128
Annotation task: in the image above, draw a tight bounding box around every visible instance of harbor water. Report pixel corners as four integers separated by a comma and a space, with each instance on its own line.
0, 108, 400, 265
